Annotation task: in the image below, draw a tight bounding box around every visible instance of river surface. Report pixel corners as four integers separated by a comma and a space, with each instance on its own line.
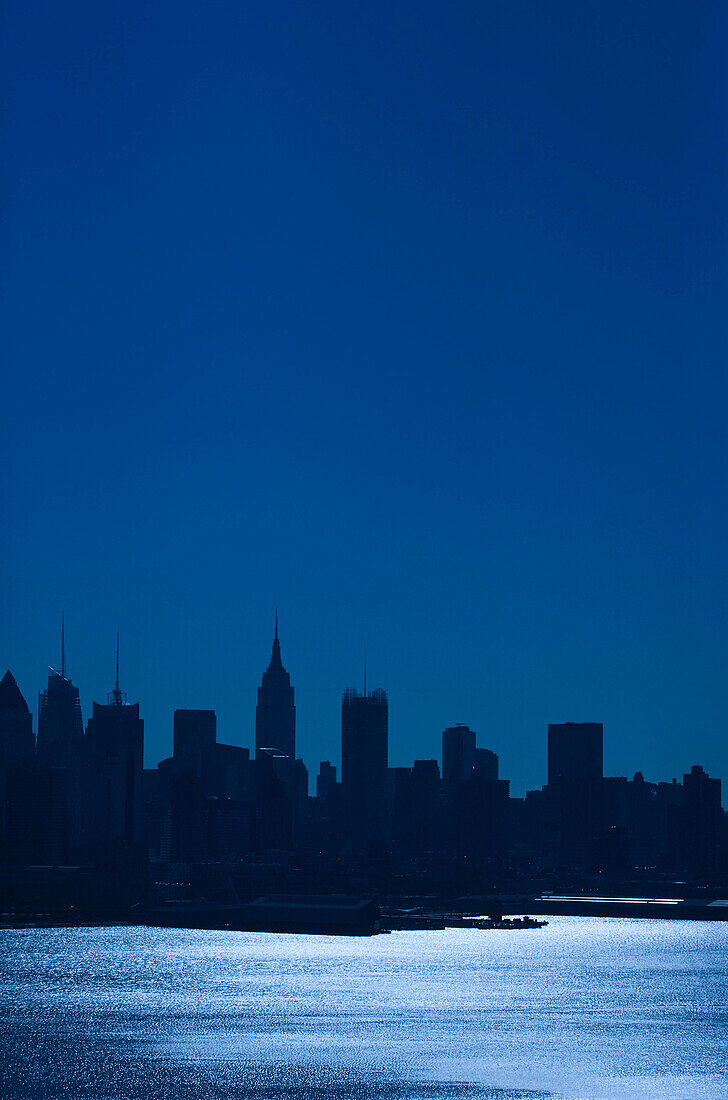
0, 917, 726, 1099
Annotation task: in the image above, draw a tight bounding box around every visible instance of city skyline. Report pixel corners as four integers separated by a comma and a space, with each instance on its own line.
2, 613, 722, 803
2, 623, 722, 889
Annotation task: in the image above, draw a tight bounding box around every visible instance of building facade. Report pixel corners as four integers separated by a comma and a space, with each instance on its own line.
341, 687, 388, 848
255, 618, 296, 760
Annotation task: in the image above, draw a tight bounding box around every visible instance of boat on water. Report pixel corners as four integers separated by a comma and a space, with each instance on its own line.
464, 915, 548, 930
383, 910, 548, 931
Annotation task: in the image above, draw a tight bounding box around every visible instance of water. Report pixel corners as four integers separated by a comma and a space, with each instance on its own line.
0, 918, 726, 1099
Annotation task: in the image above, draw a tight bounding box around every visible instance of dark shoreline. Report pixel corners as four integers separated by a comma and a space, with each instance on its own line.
3, 898, 728, 932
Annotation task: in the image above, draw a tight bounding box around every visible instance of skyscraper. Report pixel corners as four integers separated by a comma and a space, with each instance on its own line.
442, 727, 507, 859
0, 670, 35, 859
158, 708, 217, 862
316, 760, 337, 802
85, 637, 144, 848
35, 621, 85, 852
341, 687, 388, 847
682, 764, 721, 878
36, 619, 83, 768
173, 708, 217, 787
547, 722, 603, 785
442, 724, 476, 782
255, 614, 295, 760
547, 722, 604, 869
0, 670, 34, 769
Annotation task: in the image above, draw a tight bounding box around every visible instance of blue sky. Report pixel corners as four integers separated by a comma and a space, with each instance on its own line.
2, 1, 726, 795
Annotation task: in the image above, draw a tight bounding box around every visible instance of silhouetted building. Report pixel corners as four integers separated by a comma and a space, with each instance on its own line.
312, 760, 339, 852
443, 736, 508, 860
442, 724, 475, 782
547, 722, 604, 870
173, 709, 217, 790
256, 747, 295, 849
316, 760, 336, 802
471, 747, 507, 858
0, 671, 35, 859
410, 759, 442, 852
35, 627, 85, 852
653, 778, 684, 869
255, 615, 296, 760
3, 761, 68, 864
254, 621, 308, 846
682, 764, 721, 879
157, 709, 219, 861
442, 725, 507, 859
599, 775, 632, 873
341, 687, 388, 849
215, 743, 254, 801
548, 722, 603, 785
474, 747, 498, 782
157, 707, 257, 861
85, 646, 144, 853
0, 670, 34, 768
162, 766, 211, 862
609, 770, 682, 872
37, 672, 83, 767
389, 766, 413, 850
292, 757, 310, 839
390, 759, 442, 856
212, 742, 256, 857
141, 768, 164, 859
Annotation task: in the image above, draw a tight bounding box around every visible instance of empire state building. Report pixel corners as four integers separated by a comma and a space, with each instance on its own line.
255, 615, 295, 759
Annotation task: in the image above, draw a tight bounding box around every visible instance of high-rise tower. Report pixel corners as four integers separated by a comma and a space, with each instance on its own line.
0, 671, 35, 858
442, 724, 476, 782
547, 722, 604, 870
36, 616, 83, 767
35, 617, 85, 852
0, 670, 34, 768
255, 614, 296, 760
85, 635, 144, 847
341, 686, 388, 847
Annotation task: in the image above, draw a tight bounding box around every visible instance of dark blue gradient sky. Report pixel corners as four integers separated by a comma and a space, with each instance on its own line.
2, 1, 726, 794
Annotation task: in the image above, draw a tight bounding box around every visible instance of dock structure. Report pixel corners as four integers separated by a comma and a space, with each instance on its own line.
141, 894, 381, 936
240, 895, 381, 936
534, 894, 728, 921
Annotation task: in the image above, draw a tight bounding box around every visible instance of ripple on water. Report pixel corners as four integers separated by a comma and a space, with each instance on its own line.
0, 918, 726, 1099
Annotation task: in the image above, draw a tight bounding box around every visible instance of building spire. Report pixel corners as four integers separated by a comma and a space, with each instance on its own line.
61, 611, 66, 678
267, 610, 284, 671
108, 629, 127, 706
364, 643, 367, 697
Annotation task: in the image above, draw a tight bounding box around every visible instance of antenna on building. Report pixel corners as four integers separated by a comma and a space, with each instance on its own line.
275, 605, 279, 640
108, 629, 127, 706
363, 643, 367, 697
61, 611, 66, 678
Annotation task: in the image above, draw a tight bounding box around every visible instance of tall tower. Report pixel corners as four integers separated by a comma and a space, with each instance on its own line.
255, 613, 296, 759
85, 634, 144, 847
35, 617, 85, 853
341, 686, 388, 846
0, 670, 35, 857
681, 764, 721, 878
547, 722, 603, 785
547, 722, 604, 870
0, 670, 34, 768
442, 724, 476, 782
36, 617, 83, 767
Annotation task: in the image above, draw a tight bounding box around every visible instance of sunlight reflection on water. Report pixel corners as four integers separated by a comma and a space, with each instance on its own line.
1, 917, 726, 1099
